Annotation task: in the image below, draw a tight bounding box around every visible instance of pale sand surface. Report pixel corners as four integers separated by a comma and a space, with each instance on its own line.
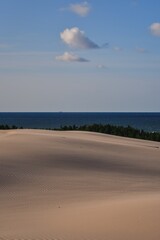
0, 129, 160, 239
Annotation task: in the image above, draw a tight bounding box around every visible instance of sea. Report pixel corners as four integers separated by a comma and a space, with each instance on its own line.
0, 112, 160, 132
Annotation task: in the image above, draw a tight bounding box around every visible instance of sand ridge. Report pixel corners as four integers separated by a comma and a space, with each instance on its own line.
0, 129, 160, 239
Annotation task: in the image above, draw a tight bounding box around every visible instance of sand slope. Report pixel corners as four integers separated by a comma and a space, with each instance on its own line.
0, 129, 160, 239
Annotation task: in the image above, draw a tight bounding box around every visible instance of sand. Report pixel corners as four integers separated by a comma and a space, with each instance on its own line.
0, 129, 160, 239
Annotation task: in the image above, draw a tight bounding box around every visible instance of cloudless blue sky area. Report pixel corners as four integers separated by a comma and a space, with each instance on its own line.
0, 0, 160, 111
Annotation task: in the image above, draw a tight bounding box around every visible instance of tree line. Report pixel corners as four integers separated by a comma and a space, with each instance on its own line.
57, 124, 160, 142
0, 123, 160, 142
0, 124, 20, 130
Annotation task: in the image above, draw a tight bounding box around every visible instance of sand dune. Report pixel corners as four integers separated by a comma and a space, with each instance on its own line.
0, 129, 160, 239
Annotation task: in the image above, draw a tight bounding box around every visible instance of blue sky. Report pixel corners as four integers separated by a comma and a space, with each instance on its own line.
0, 0, 160, 112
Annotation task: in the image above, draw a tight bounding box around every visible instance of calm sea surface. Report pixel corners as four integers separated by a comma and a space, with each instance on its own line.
0, 112, 160, 132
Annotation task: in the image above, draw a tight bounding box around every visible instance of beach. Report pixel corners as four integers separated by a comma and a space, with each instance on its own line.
0, 129, 160, 239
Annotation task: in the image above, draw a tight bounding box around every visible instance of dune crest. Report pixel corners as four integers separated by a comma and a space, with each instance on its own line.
0, 130, 160, 239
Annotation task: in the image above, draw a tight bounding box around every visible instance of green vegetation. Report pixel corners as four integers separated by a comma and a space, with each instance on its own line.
0, 123, 160, 142
57, 124, 160, 142
0, 124, 20, 130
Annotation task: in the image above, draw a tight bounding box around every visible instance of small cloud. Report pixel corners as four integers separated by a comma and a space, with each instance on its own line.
131, 0, 138, 6
69, 2, 91, 17
60, 27, 99, 49
113, 46, 123, 52
150, 22, 160, 36
96, 64, 107, 69
101, 42, 109, 48
136, 47, 148, 53
56, 52, 89, 62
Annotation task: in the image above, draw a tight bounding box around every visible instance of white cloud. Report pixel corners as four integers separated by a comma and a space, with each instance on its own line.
56, 52, 89, 62
132, 0, 138, 6
97, 64, 107, 69
136, 47, 148, 53
97, 64, 106, 69
69, 2, 91, 17
60, 27, 99, 49
150, 22, 160, 36
113, 46, 123, 52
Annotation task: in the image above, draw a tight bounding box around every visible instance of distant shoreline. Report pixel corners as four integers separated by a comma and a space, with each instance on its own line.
0, 112, 160, 132
1, 123, 160, 142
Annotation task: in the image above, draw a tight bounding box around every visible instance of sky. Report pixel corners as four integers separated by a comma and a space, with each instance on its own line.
0, 0, 160, 112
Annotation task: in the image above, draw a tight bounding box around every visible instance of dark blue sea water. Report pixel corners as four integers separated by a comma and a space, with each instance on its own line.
0, 112, 160, 132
